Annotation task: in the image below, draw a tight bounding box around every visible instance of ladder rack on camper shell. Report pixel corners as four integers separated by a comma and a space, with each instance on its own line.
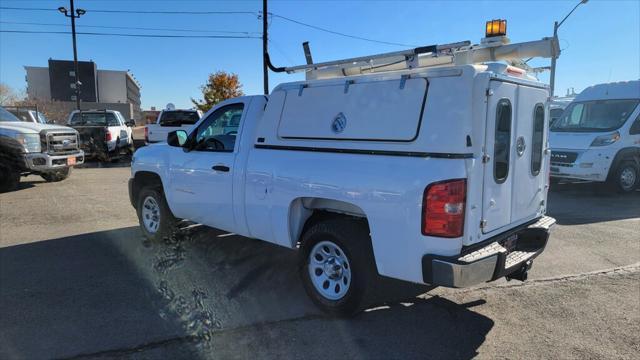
277, 36, 559, 81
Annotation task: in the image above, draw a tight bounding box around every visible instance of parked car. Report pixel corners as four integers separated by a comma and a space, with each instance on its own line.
67, 110, 134, 162
0, 106, 84, 192
549, 80, 640, 192
145, 109, 202, 144
5, 106, 52, 124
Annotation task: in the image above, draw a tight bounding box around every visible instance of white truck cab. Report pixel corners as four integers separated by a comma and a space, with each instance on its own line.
129, 27, 559, 315
145, 109, 202, 144
550, 81, 640, 192
67, 110, 134, 161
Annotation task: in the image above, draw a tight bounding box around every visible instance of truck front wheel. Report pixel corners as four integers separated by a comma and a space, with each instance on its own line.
137, 187, 177, 241
611, 160, 639, 193
41, 167, 71, 182
299, 217, 376, 317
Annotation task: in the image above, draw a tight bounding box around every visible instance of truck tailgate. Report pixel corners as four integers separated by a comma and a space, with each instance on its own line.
72, 126, 107, 157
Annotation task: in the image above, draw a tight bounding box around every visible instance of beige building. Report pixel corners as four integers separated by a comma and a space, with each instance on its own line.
24, 60, 142, 121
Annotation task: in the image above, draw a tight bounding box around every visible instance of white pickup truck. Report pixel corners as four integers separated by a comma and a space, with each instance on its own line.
129, 31, 557, 315
145, 109, 202, 144
1, 106, 84, 192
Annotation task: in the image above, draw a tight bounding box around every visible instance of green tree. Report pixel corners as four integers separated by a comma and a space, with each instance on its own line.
191, 71, 243, 112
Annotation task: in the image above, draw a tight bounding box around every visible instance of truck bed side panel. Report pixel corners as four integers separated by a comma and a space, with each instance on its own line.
245, 150, 467, 284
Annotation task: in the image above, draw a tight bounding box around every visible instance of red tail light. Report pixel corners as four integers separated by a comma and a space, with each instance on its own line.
144, 126, 149, 143
105, 131, 112, 142
422, 179, 466, 238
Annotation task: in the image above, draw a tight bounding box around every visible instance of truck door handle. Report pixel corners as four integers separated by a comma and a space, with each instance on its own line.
212, 165, 230, 172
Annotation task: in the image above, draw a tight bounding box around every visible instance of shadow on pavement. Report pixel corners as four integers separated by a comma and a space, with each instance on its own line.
0, 225, 493, 359
548, 182, 640, 225
76, 159, 132, 169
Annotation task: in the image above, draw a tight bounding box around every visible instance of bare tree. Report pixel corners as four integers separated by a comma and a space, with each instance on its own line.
0, 83, 23, 106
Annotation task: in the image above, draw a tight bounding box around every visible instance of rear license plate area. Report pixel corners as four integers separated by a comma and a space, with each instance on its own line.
501, 233, 518, 253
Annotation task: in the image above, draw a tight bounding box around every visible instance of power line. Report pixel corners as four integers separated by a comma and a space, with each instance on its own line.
0, 6, 416, 47
0, 21, 260, 35
268, 13, 417, 47
0, 6, 256, 15
0, 7, 57, 12
0, 30, 261, 39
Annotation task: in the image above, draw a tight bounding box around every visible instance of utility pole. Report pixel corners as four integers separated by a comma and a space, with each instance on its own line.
549, 0, 588, 97
58, 0, 86, 110
549, 21, 559, 98
262, 0, 269, 95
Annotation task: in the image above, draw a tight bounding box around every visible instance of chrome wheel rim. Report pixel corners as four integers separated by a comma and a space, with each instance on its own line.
142, 196, 160, 234
620, 167, 636, 190
308, 241, 351, 301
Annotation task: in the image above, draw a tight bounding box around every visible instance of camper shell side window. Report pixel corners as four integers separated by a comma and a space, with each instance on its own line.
494, 99, 512, 184
531, 103, 545, 176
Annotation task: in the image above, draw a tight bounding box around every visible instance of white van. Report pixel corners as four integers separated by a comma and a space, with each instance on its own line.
549, 81, 640, 192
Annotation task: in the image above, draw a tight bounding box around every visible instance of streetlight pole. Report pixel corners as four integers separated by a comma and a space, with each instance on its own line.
549, 0, 588, 97
58, 0, 86, 111
262, 0, 269, 95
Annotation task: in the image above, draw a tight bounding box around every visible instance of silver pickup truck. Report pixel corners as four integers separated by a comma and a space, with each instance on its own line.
0, 106, 84, 192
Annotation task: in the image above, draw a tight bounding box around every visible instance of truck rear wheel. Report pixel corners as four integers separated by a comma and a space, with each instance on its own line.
41, 167, 71, 182
137, 187, 177, 241
299, 217, 376, 317
0, 165, 20, 192
611, 160, 639, 193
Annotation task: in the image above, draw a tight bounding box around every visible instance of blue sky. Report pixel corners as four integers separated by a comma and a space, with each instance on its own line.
1, 0, 638, 109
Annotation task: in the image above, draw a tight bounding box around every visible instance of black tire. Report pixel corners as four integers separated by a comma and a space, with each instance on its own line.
298, 217, 376, 317
0, 165, 20, 192
136, 186, 177, 241
41, 167, 71, 182
610, 160, 639, 193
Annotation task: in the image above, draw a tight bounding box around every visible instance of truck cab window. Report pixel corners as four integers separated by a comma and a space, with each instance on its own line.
70, 112, 119, 126
531, 104, 545, 176
494, 99, 512, 183
160, 111, 200, 127
630, 115, 640, 135
194, 103, 244, 152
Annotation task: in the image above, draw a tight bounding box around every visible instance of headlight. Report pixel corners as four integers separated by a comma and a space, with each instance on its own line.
590, 131, 620, 147
15, 133, 41, 153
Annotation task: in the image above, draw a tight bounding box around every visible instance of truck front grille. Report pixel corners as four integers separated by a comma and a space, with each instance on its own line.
45, 132, 79, 155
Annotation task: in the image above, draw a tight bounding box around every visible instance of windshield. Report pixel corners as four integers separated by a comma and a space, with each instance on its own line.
551, 99, 639, 132
34, 111, 49, 124
70, 112, 120, 126
159, 111, 200, 127
0, 107, 21, 122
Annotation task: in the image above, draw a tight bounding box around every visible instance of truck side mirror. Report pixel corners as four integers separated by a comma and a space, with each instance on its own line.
127, 119, 136, 127
167, 130, 188, 147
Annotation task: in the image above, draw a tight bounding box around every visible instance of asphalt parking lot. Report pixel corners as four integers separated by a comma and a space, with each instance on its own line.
0, 166, 638, 359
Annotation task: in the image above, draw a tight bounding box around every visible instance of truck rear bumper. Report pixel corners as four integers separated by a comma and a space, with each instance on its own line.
422, 216, 555, 288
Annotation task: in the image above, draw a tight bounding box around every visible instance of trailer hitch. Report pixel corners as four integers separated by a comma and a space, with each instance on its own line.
506, 260, 533, 282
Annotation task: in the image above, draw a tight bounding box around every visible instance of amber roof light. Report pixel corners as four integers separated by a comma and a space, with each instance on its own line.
485, 19, 507, 38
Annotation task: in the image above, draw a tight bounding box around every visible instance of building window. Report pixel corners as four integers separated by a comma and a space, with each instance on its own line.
69, 71, 75, 77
